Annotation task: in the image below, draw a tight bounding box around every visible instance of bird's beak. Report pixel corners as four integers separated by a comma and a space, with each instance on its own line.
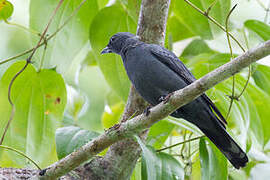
101, 46, 112, 54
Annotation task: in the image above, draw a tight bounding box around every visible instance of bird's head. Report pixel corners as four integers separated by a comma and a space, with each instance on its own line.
101, 32, 136, 55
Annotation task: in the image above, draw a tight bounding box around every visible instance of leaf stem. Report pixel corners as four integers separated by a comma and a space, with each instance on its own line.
0, 145, 41, 170
4, 19, 40, 36
156, 135, 204, 152
0, 0, 87, 66
183, 0, 245, 52
0, 0, 65, 145
225, 4, 237, 119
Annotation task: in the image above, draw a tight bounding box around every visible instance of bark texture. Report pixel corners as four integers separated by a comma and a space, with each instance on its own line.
82, 0, 171, 179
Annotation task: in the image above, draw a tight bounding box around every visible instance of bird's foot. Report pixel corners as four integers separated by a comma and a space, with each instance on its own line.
159, 93, 173, 104
143, 106, 152, 116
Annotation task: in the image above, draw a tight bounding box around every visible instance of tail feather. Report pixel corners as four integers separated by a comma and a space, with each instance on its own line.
171, 109, 248, 169
199, 122, 248, 169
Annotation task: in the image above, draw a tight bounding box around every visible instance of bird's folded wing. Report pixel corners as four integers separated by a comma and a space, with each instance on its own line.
149, 44, 227, 125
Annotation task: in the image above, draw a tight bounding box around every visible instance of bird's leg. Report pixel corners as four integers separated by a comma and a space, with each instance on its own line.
159, 93, 174, 104
143, 105, 152, 116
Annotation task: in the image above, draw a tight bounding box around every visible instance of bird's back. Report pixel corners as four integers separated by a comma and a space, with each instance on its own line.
122, 43, 188, 106
120, 41, 248, 169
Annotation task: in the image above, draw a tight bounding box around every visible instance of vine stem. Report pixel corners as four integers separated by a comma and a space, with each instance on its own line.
0, 145, 41, 170
4, 19, 40, 36
225, 4, 237, 119
183, 0, 245, 52
0, 0, 64, 145
0, 0, 87, 66
184, 0, 252, 119
156, 135, 205, 152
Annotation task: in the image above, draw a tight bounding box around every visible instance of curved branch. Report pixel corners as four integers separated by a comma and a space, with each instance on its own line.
38, 40, 270, 180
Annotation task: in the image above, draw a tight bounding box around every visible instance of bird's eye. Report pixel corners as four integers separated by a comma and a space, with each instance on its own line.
110, 36, 116, 43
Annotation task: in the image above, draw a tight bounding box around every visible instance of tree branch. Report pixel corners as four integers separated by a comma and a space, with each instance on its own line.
35, 39, 270, 179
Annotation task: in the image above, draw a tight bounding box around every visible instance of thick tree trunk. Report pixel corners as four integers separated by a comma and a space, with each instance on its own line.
84, 0, 171, 179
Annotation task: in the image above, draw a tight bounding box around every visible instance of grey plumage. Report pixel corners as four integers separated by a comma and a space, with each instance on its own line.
101, 32, 248, 169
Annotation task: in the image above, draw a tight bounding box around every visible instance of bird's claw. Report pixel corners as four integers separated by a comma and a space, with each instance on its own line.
144, 106, 151, 116
159, 93, 173, 104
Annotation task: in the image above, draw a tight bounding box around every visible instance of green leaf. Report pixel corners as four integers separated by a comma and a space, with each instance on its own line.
98, 0, 109, 9
167, 117, 203, 135
147, 120, 175, 149
245, 20, 270, 41
166, 16, 194, 42
66, 85, 88, 121
0, 0, 13, 21
102, 102, 124, 129
181, 39, 216, 59
199, 0, 230, 34
29, 0, 99, 73
173, 0, 212, 39
77, 66, 109, 131
199, 138, 228, 180
252, 64, 270, 95
0, 61, 66, 168
135, 136, 184, 180
120, 0, 141, 22
90, 5, 137, 100
171, 0, 230, 40
81, 50, 97, 68
56, 126, 100, 159
191, 154, 201, 180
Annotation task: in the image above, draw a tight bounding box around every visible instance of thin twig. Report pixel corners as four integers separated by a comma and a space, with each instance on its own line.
0, 145, 41, 170
156, 135, 205, 152
184, 0, 252, 118
205, 0, 217, 16
0, 0, 64, 145
4, 19, 40, 36
0, 0, 87, 66
225, 4, 237, 119
38, 36, 48, 72
264, 1, 270, 23
256, 0, 267, 10
183, 0, 245, 52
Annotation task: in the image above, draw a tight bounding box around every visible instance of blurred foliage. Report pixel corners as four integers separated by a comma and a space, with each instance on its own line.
0, 61, 66, 168
0, 0, 13, 21
0, 0, 270, 179
55, 126, 99, 159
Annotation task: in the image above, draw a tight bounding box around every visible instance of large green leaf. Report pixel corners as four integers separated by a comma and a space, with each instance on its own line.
102, 102, 124, 129
56, 126, 100, 159
147, 120, 175, 149
244, 20, 270, 41
166, 16, 195, 42
172, 0, 230, 40
0, 61, 66, 168
135, 136, 184, 180
119, 0, 141, 22
173, 0, 212, 39
181, 39, 216, 59
89, 5, 137, 100
199, 138, 227, 180
252, 64, 270, 95
29, 0, 98, 73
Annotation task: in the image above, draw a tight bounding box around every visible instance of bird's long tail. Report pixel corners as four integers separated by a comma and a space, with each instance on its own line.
198, 116, 248, 169
171, 110, 248, 169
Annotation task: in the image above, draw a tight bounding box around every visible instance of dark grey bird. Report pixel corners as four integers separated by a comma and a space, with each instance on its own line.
101, 32, 248, 169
